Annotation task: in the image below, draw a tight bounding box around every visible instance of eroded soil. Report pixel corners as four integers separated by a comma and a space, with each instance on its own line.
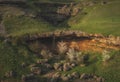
64, 37, 120, 52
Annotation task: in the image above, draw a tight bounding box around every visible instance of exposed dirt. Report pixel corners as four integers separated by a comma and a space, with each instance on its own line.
27, 33, 120, 54
64, 38, 120, 52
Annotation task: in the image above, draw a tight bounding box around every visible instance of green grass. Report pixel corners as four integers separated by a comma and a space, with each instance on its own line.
3, 15, 67, 37
62, 51, 120, 82
3, 15, 56, 37
0, 3, 65, 37
0, 0, 120, 82
69, 0, 120, 36
1, 0, 120, 37
0, 39, 120, 82
27, 0, 74, 3
0, 39, 38, 79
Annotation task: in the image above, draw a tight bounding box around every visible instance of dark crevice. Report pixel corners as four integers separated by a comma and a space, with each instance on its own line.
25, 35, 92, 52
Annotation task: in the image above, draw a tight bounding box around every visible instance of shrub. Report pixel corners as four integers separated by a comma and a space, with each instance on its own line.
102, 50, 111, 62
66, 48, 83, 63
40, 49, 53, 59
57, 41, 68, 54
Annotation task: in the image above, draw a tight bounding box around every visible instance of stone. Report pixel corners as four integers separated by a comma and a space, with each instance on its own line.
36, 59, 48, 64
21, 73, 37, 82
67, 74, 72, 80
41, 49, 53, 59
70, 62, 76, 68
71, 72, 80, 79
5, 71, 15, 78
58, 66, 63, 71
51, 72, 61, 82
61, 75, 69, 81
63, 63, 71, 71
44, 63, 53, 69
71, 7, 79, 16
21, 75, 26, 82
30, 67, 41, 75
80, 73, 89, 80
96, 77, 105, 82
29, 63, 36, 68
54, 63, 62, 70
80, 64, 86, 67
53, 72, 61, 78
50, 77, 58, 82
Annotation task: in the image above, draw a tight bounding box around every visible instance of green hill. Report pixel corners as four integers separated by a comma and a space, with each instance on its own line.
0, 0, 120, 82
69, 0, 120, 36
1, 0, 119, 37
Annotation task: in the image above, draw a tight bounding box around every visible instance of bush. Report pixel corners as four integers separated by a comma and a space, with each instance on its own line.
67, 49, 82, 62
57, 41, 68, 54
40, 49, 53, 59
102, 50, 111, 62
66, 48, 89, 65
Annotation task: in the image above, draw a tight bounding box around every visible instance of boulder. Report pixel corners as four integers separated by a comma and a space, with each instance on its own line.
21, 73, 39, 82
71, 7, 80, 16
61, 74, 69, 81
71, 72, 80, 79
30, 67, 41, 75
36, 59, 48, 64
80, 73, 89, 80
54, 63, 63, 71
63, 63, 71, 71
96, 77, 105, 82
51, 72, 61, 82
70, 62, 76, 67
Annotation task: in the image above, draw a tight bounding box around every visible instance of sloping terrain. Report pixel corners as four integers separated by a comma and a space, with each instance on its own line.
0, 0, 120, 82
0, 0, 119, 37
69, 0, 120, 36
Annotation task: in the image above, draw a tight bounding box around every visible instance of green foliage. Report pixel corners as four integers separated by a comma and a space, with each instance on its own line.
67, 48, 83, 62
102, 50, 111, 62
63, 51, 120, 82
0, 40, 38, 79
27, 0, 74, 3
0, 0, 120, 82
3, 15, 54, 36
69, 0, 120, 36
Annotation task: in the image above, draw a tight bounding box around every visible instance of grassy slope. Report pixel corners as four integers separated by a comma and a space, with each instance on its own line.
2, 0, 120, 37
0, 39, 39, 79
69, 0, 120, 36
0, 38, 120, 82
2, 6, 66, 37
0, 0, 120, 82
3, 16, 55, 36
27, 0, 73, 3
69, 51, 120, 82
